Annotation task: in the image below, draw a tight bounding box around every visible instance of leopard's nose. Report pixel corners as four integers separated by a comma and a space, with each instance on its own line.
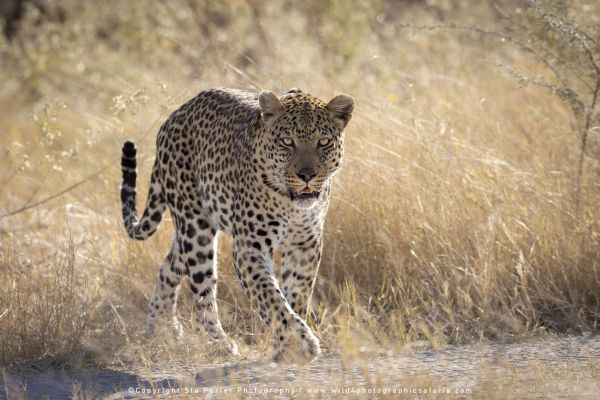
297, 168, 316, 183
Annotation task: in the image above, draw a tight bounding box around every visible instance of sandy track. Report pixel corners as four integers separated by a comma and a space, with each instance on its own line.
2, 336, 599, 399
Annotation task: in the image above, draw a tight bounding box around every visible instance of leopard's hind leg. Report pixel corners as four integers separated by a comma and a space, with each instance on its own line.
178, 215, 238, 355
146, 238, 186, 337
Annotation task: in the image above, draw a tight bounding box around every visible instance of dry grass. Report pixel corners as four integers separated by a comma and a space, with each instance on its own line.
0, 235, 88, 368
1, 0, 600, 394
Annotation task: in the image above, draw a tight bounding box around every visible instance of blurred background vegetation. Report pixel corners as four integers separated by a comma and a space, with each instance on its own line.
0, 0, 599, 369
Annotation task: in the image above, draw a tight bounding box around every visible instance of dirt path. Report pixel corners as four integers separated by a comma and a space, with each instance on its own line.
2, 336, 600, 399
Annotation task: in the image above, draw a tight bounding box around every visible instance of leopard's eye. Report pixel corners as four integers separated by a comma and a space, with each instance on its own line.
318, 138, 331, 147
280, 137, 294, 147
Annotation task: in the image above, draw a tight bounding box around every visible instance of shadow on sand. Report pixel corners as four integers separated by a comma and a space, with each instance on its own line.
1, 360, 272, 399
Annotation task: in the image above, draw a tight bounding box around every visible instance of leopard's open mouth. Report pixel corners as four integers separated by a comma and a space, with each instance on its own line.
290, 188, 320, 201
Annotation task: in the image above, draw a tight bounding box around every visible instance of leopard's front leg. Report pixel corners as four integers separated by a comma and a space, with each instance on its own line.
280, 229, 323, 321
233, 239, 320, 362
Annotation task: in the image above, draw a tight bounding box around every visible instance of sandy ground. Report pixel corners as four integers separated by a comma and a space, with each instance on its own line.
2, 336, 600, 399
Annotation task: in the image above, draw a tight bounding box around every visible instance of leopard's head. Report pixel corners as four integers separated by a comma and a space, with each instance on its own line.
256, 89, 354, 209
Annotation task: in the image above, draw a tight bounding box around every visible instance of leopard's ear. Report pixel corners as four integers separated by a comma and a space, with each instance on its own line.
259, 91, 284, 124
326, 94, 354, 128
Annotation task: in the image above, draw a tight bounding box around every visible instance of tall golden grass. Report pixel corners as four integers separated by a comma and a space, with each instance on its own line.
0, 0, 599, 369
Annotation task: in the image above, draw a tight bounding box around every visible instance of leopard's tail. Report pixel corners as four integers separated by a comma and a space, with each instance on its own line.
120, 140, 166, 241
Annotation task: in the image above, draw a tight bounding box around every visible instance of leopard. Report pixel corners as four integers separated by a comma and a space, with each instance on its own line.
120, 87, 353, 362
